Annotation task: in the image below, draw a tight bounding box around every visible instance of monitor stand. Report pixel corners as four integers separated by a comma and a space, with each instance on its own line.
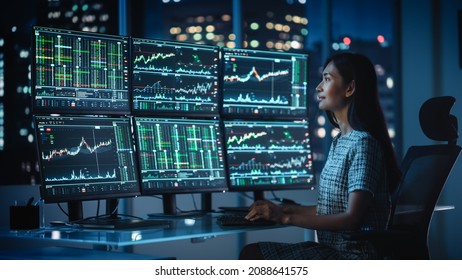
67, 199, 118, 222
105, 198, 119, 219
68, 201, 84, 222
253, 190, 265, 201
147, 193, 211, 219
65, 199, 170, 229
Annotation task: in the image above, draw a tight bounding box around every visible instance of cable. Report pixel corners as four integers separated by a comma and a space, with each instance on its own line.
57, 203, 69, 217
96, 200, 100, 217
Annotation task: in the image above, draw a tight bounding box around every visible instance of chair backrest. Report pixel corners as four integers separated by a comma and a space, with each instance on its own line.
389, 96, 461, 259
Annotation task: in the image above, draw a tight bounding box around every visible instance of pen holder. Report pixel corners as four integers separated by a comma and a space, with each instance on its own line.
9, 205, 40, 230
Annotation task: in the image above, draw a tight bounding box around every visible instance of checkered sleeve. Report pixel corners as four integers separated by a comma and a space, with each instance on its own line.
347, 135, 383, 196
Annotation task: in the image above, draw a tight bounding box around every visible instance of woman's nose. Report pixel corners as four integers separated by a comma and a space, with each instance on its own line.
315, 81, 322, 92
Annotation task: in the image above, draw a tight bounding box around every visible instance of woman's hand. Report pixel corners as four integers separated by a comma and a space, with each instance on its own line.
245, 200, 286, 224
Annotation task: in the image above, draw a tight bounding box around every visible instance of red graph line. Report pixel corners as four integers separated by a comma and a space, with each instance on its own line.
42, 137, 112, 161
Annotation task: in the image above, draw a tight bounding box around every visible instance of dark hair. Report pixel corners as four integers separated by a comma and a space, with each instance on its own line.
324, 52, 401, 194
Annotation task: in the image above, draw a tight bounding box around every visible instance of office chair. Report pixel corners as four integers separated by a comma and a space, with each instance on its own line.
343, 96, 461, 259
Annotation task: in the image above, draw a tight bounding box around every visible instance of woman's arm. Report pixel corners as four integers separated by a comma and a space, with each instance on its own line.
280, 204, 317, 216
246, 190, 372, 231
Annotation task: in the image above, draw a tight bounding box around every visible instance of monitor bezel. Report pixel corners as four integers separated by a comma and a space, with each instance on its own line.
34, 115, 141, 204
31, 26, 132, 116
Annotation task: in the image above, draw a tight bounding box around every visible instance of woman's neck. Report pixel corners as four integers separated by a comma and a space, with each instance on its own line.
338, 123, 353, 136
333, 111, 353, 136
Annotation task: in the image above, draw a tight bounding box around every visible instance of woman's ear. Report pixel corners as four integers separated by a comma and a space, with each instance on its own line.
345, 80, 356, 98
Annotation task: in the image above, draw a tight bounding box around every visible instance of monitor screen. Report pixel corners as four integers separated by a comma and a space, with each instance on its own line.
223, 119, 315, 191
32, 26, 130, 115
35, 115, 140, 203
134, 117, 227, 194
131, 38, 220, 116
221, 48, 308, 119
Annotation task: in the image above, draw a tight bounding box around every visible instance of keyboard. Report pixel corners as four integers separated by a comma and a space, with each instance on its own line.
218, 206, 250, 213
216, 214, 276, 227
74, 218, 171, 230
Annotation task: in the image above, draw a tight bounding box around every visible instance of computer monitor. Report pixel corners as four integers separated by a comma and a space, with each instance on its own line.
133, 117, 227, 216
223, 119, 315, 201
131, 38, 220, 117
31, 26, 130, 115
221, 48, 308, 119
34, 115, 140, 222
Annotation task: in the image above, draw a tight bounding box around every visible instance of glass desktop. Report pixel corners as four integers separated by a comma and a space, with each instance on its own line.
0, 213, 283, 248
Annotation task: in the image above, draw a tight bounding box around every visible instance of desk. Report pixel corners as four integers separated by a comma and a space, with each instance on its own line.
0, 246, 171, 260
0, 213, 284, 258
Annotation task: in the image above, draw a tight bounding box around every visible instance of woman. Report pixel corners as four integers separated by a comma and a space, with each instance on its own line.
239, 52, 401, 260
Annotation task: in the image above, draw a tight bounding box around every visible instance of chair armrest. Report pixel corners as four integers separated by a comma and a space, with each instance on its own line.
341, 229, 414, 259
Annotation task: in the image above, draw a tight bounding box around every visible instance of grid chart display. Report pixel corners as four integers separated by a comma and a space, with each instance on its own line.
132, 38, 220, 116
35, 116, 139, 203
134, 117, 227, 193
224, 120, 314, 190
222, 48, 308, 119
32, 27, 130, 115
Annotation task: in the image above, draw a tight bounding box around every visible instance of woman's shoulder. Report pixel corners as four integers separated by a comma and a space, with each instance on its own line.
346, 130, 375, 141
344, 130, 380, 148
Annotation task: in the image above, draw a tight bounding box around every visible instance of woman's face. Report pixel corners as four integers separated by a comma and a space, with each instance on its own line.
315, 61, 350, 112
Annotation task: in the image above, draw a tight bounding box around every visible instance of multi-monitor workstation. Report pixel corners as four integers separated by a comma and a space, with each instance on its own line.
31, 26, 315, 225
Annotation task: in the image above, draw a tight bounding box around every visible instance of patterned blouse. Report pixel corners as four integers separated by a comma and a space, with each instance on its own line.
316, 129, 391, 258
258, 129, 391, 259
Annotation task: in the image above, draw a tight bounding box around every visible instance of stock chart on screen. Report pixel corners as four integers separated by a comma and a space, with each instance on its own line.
223, 119, 314, 190
221, 48, 308, 119
131, 38, 220, 116
134, 117, 227, 194
32, 26, 130, 115
34, 115, 139, 203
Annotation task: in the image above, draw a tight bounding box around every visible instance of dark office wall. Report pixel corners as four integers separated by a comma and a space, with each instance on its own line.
401, 0, 462, 259
0, 0, 36, 30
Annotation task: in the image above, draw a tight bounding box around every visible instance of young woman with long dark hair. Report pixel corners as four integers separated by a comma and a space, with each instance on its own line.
239, 52, 401, 260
